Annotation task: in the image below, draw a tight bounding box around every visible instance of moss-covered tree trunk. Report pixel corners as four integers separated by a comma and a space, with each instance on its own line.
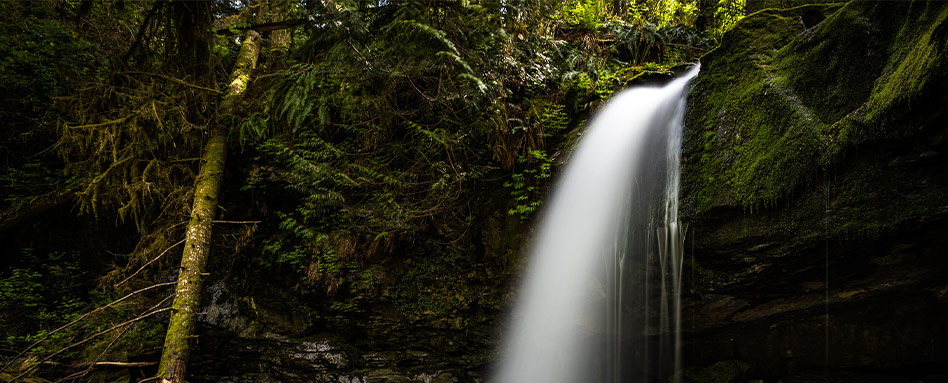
157, 30, 261, 383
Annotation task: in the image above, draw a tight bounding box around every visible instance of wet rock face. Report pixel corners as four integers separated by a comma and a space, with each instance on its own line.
188, 273, 498, 382
185, 192, 523, 382
189, 322, 487, 383
681, 220, 948, 381
680, 1, 948, 381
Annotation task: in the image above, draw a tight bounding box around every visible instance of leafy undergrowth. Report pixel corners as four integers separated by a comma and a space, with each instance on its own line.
235, 2, 713, 297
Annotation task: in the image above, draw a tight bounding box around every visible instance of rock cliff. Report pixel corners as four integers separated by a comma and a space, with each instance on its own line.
680, 1, 948, 381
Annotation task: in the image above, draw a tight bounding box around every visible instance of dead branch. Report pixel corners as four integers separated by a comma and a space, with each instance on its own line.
119, 71, 222, 94
0, 186, 79, 233
116, 239, 187, 287
44, 361, 158, 368
211, 220, 262, 224
93, 361, 157, 368
121, 2, 164, 65
11, 304, 172, 382
53, 324, 133, 383
215, 18, 306, 35
0, 282, 176, 375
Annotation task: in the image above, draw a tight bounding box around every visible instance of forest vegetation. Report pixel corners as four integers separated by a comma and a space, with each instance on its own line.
4, 0, 948, 382
1, 0, 747, 382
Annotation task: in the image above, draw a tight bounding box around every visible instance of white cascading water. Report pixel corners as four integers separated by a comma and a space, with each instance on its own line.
493, 66, 699, 383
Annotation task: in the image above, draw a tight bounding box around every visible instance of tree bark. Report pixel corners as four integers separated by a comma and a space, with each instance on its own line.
0, 186, 77, 232
156, 30, 261, 383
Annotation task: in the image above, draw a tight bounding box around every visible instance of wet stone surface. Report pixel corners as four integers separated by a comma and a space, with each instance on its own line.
188, 282, 492, 383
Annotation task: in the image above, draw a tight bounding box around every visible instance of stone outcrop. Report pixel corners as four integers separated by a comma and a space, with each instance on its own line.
188, 280, 497, 383
680, 1, 948, 381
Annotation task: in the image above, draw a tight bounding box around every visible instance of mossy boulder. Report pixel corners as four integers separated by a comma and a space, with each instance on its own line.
682, 0, 948, 215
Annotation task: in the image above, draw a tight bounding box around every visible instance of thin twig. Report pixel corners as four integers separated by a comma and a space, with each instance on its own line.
0, 281, 175, 375
165, 158, 203, 163
121, 1, 163, 64
11, 306, 172, 382
55, 324, 133, 383
211, 220, 262, 224
45, 361, 157, 368
166, 220, 191, 231
120, 71, 222, 94
66, 115, 133, 129
67, 294, 171, 381
93, 361, 157, 368
116, 239, 186, 287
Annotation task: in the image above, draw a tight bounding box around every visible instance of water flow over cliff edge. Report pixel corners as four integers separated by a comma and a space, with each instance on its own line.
493, 66, 699, 383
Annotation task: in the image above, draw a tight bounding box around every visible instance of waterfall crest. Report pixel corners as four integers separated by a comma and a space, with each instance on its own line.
493, 66, 699, 383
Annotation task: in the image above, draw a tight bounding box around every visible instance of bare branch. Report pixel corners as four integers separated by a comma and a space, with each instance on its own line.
54, 324, 133, 383
116, 239, 186, 288
215, 18, 306, 35
11, 301, 173, 382
211, 220, 261, 224
65, 115, 133, 130
0, 282, 176, 375
45, 361, 158, 369
0, 186, 79, 233
119, 72, 222, 94
122, 2, 165, 65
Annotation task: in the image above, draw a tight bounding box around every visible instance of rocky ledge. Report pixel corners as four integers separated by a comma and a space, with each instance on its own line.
679, 1, 948, 381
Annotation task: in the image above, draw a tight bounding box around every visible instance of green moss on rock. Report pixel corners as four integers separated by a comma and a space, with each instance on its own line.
684, 4, 840, 211
775, 3, 884, 124
682, 0, 948, 216
864, 2, 948, 127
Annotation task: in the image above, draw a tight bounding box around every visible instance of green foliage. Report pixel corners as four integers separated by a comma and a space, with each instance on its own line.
0, 269, 44, 311
393, 254, 469, 316
1, 249, 87, 344
554, 0, 707, 30
560, 0, 613, 30
503, 102, 567, 220
0, 246, 168, 379
59, 75, 207, 231
236, 0, 709, 292
608, 21, 669, 64
0, 162, 73, 210
0, 4, 187, 378
235, 112, 270, 147
0, 3, 93, 212
243, 3, 509, 292
54, 0, 225, 232
713, 0, 746, 38
504, 150, 552, 220
0, 3, 92, 129
629, 0, 700, 28
390, 241, 497, 319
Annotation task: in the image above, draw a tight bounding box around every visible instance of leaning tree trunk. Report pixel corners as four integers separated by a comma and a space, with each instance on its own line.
157, 30, 261, 383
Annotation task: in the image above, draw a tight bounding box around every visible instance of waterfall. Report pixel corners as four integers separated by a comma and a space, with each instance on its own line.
493, 66, 699, 383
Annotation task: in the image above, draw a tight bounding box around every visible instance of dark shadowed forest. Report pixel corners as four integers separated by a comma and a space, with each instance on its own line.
1, 0, 946, 382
